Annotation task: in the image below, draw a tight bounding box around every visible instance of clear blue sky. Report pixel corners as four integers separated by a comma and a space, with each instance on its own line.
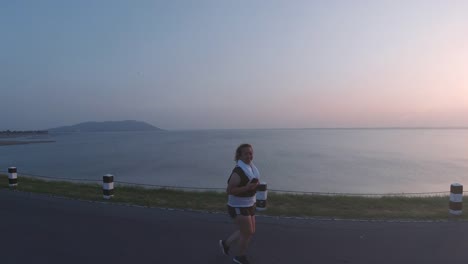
1, 0, 467, 130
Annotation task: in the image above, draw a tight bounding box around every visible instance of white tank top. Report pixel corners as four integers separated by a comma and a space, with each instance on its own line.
227, 194, 256, 207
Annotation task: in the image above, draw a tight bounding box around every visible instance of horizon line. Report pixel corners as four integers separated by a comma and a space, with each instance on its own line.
3, 126, 468, 132
172, 126, 468, 131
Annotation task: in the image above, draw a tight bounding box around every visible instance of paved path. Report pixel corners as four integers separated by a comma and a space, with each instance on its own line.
2, 189, 468, 264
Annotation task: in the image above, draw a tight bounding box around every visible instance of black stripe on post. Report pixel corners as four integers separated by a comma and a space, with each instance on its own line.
257, 184, 267, 191
103, 175, 114, 183
449, 201, 463, 211
451, 185, 463, 194
103, 189, 114, 196
8, 179, 18, 184
8, 167, 17, 173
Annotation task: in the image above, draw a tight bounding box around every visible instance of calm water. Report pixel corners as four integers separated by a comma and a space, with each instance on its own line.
1, 129, 467, 194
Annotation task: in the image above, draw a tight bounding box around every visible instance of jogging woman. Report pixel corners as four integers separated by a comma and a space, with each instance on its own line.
219, 143, 260, 264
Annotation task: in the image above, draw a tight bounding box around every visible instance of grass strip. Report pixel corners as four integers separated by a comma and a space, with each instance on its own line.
0, 174, 461, 220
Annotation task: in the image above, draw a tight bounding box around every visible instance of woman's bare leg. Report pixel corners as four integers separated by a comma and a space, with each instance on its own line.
251, 215, 256, 234
236, 215, 254, 256
226, 230, 240, 246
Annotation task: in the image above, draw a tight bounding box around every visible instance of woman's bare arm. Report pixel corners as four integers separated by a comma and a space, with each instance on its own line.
227, 173, 258, 195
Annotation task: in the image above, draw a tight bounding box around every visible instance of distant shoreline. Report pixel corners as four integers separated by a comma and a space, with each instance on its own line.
0, 130, 48, 136
0, 140, 55, 146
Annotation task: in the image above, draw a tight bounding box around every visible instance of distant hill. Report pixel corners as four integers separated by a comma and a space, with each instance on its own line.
49, 120, 163, 133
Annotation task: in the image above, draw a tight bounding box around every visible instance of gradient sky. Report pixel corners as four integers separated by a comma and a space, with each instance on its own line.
1, 0, 467, 130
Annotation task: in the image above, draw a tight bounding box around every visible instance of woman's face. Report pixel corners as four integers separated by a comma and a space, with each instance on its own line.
239, 147, 254, 164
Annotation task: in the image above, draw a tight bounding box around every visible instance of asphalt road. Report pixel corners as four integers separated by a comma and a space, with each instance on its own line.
2, 189, 468, 264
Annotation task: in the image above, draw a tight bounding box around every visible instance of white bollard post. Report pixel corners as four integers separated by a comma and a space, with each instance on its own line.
8, 167, 17, 189
449, 183, 463, 215
103, 174, 114, 199
256, 182, 268, 211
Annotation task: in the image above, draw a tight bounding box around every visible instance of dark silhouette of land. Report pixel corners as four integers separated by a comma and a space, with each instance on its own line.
0, 130, 54, 146
0, 130, 48, 137
0, 140, 54, 146
2, 189, 468, 264
48, 120, 163, 133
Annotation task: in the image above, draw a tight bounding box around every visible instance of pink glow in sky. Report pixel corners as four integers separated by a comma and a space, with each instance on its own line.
1, 1, 467, 130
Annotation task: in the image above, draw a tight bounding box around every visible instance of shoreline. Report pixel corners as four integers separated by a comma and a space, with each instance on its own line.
0, 174, 461, 220
0, 140, 55, 146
